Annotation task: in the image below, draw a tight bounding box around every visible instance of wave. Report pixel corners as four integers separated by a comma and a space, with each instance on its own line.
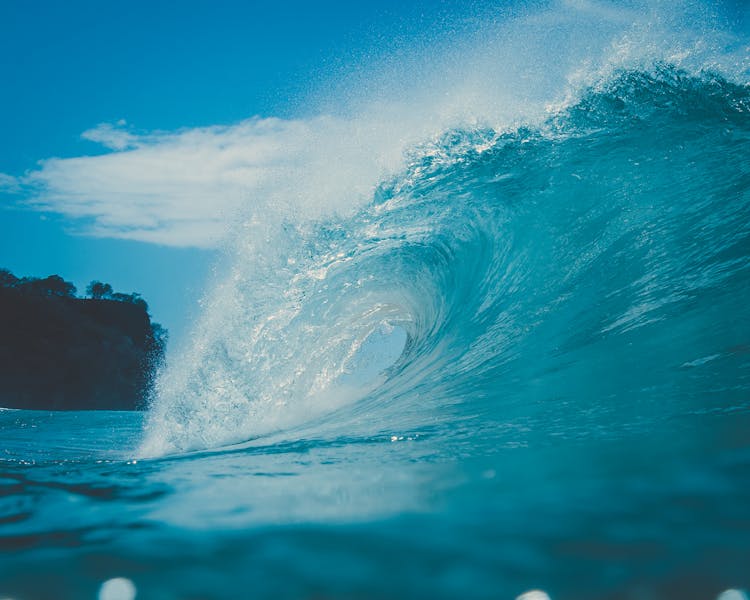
139, 6, 750, 457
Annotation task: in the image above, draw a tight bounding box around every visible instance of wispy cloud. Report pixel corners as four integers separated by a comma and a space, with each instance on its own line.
12, 119, 305, 248
80, 119, 140, 151
4, 116, 420, 248
0, 172, 20, 193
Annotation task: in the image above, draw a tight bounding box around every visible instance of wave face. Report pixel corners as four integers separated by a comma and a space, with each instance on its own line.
141, 64, 750, 456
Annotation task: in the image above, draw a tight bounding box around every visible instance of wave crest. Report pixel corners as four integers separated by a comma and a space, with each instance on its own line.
140, 65, 750, 457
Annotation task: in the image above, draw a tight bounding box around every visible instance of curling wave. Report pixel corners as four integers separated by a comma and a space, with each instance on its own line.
140, 61, 750, 456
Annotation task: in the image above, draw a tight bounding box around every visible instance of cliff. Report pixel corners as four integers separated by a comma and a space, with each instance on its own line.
0, 270, 166, 410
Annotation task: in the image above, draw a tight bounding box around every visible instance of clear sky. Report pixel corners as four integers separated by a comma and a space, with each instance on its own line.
0, 0, 494, 345
1, 0, 746, 346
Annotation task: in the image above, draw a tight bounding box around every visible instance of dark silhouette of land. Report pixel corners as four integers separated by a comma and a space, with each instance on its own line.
0, 269, 166, 410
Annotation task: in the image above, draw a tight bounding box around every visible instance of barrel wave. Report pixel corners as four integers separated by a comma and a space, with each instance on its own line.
141, 65, 750, 459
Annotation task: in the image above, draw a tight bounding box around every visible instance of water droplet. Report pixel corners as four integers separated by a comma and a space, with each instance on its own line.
516, 591, 551, 600
98, 577, 137, 600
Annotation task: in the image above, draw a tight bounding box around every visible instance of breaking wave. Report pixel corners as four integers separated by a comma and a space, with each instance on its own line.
140, 2, 750, 457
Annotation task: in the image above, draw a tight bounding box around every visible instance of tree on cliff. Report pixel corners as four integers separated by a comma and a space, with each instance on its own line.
1, 270, 77, 297
0, 268, 168, 410
22, 275, 77, 297
86, 280, 114, 299
0, 269, 18, 287
86, 280, 149, 310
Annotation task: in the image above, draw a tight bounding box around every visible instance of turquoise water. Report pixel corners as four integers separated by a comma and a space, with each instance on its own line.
2, 14, 750, 600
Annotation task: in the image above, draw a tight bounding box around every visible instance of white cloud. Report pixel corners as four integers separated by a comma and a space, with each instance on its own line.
15, 116, 424, 249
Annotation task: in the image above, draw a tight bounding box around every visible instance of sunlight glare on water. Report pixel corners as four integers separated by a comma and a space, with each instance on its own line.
98, 578, 137, 600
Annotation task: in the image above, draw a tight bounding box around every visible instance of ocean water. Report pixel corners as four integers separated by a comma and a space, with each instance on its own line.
2, 3, 750, 599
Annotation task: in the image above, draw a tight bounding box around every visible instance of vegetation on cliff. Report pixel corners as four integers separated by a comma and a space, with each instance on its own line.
0, 269, 166, 410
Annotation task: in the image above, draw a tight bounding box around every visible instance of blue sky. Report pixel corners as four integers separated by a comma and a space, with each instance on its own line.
0, 0, 491, 344
1, 0, 746, 346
